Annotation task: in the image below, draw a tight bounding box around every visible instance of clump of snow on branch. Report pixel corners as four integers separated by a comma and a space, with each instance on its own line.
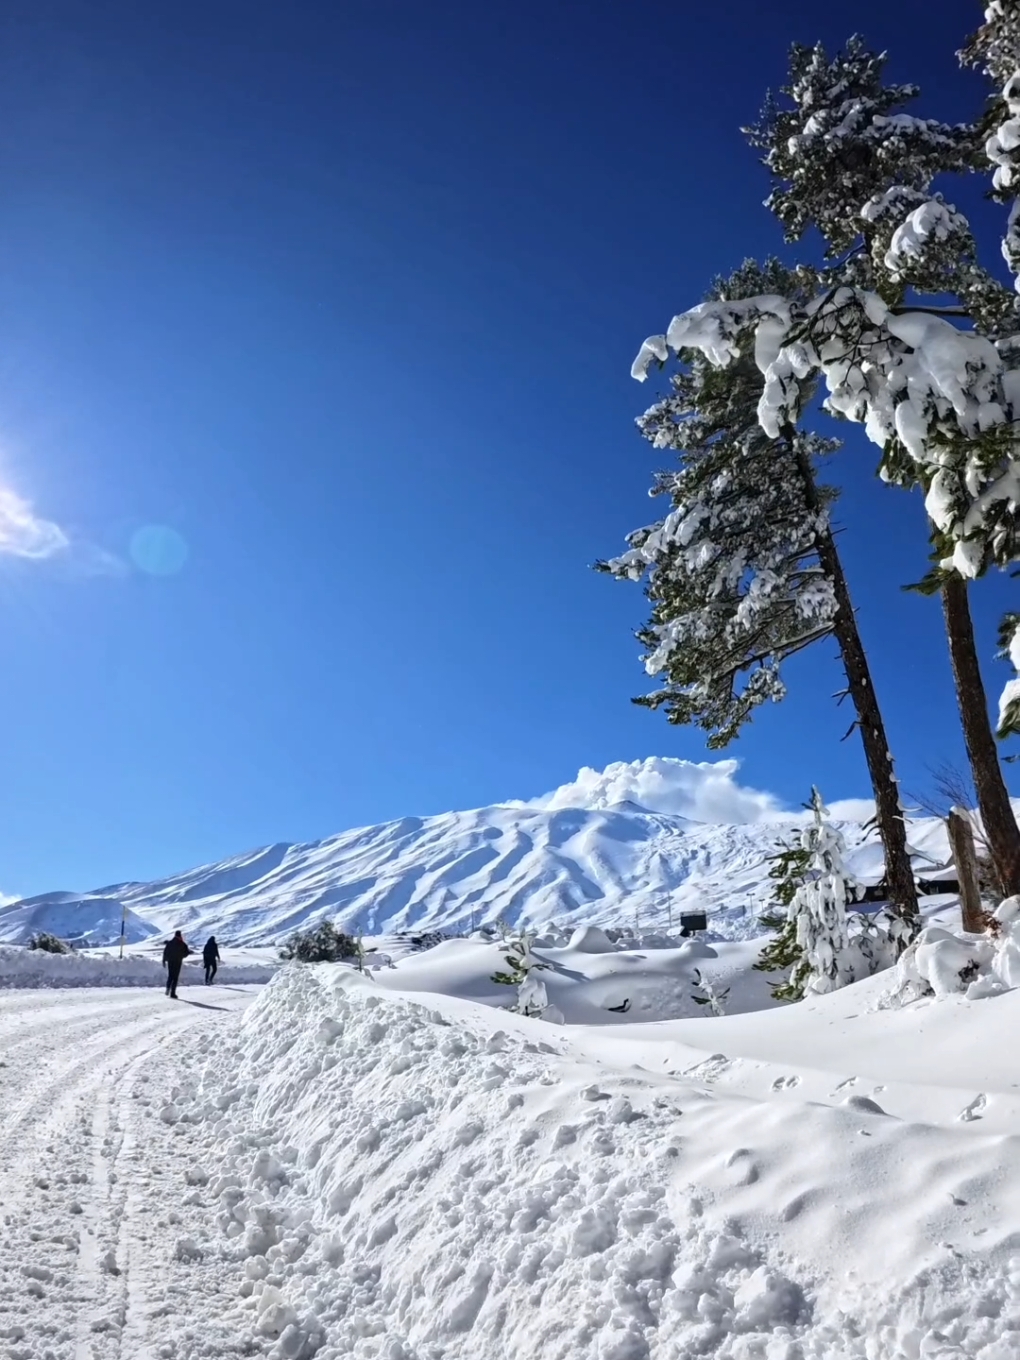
633, 286, 1020, 580
881, 199, 972, 280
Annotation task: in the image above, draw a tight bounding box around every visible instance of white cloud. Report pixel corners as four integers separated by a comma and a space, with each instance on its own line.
0, 484, 126, 575
0, 485, 69, 559
824, 797, 877, 823
526, 756, 783, 824
523, 757, 874, 826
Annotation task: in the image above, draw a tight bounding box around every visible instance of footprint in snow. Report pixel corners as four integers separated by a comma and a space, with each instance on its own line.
725, 1148, 760, 1185
770, 1075, 801, 1092
685, 1054, 730, 1081
780, 1191, 812, 1221
958, 1093, 987, 1122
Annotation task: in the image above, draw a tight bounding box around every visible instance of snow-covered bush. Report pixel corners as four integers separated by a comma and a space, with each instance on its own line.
491, 928, 561, 1021
28, 932, 72, 955
892, 896, 1020, 1002
279, 922, 359, 964
691, 967, 730, 1015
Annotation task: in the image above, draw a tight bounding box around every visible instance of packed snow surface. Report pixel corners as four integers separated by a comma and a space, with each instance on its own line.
0, 758, 964, 946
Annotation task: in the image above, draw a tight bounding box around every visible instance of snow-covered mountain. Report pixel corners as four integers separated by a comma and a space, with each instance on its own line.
0, 758, 954, 947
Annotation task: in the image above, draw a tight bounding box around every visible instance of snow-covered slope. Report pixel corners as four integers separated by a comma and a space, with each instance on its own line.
0, 892, 162, 947
0, 759, 956, 947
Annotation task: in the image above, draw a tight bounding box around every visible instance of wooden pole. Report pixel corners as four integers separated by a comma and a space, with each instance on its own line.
947, 807, 987, 934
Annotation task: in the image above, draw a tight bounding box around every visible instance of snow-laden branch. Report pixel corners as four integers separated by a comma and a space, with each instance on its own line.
633, 287, 1020, 579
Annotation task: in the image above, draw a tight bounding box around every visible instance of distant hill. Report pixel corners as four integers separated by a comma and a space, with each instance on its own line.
0, 760, 957, 947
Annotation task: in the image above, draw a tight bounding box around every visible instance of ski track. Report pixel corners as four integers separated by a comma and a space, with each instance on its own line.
0, 987, 256, 1360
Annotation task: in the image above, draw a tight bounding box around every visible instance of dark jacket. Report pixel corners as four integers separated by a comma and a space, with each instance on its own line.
202, 939, 220, 964
163, 935, 191, 967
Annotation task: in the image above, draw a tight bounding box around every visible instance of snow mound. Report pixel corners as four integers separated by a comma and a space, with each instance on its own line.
159, 965, 1020, 1359
568, 924, 617, 953
892, 897, 1020, 1002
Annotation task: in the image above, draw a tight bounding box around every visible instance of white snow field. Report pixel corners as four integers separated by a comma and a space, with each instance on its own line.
1, 942, 1015, 1360
0, 758, 962, 948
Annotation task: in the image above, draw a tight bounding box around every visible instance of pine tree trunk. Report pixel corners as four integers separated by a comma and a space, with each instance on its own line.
941, 573, 1020, 896
946, 807, 987, 932
790, 438, 919, 931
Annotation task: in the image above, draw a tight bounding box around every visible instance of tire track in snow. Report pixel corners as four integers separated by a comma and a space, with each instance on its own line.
109, 1048, 168, 1360
0, 991, 246, 1360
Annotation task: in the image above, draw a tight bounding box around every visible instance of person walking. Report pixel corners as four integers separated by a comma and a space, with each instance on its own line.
202, 936, 220, 985
162, 930, 191, 999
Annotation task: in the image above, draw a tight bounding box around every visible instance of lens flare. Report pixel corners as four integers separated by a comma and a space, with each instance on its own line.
129, 525, 189, 576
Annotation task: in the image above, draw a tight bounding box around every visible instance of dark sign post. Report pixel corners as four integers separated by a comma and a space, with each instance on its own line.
679, 912, 708, 938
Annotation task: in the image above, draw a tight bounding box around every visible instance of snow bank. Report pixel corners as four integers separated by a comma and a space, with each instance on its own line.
0, 945, 277, 989
161, 965, 1020, 1359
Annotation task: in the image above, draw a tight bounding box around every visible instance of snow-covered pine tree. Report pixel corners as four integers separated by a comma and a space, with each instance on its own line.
997, 610, 1020, 737
965, 4, 1020, 765
606, 258, 919, 931
784, 787, 860, 998
754, 840, 811, 1000
491, 927, 552, 1017
756, 820, 902, 999
748, 31, 1020, 898
961, 2, 1020, 291
631, 25, 1020, 896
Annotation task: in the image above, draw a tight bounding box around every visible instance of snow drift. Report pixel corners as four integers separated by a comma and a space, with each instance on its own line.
153, 962, 1020, 1359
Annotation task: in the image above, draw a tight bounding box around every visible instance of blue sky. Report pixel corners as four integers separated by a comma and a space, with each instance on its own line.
0, 0, 1013, 896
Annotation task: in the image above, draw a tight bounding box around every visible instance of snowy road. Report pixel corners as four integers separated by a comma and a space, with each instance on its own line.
0, 985, 258, 1360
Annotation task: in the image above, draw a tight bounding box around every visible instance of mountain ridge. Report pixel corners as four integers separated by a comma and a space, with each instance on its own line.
0, 790, 953, 948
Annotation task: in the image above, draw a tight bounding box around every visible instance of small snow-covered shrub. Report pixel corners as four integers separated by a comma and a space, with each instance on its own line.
691, 968, 730, 1015
28, 932, 72, 955
491, 929, 560, 1020
891, 897, 1020, 1003
279, 922, 358, 964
